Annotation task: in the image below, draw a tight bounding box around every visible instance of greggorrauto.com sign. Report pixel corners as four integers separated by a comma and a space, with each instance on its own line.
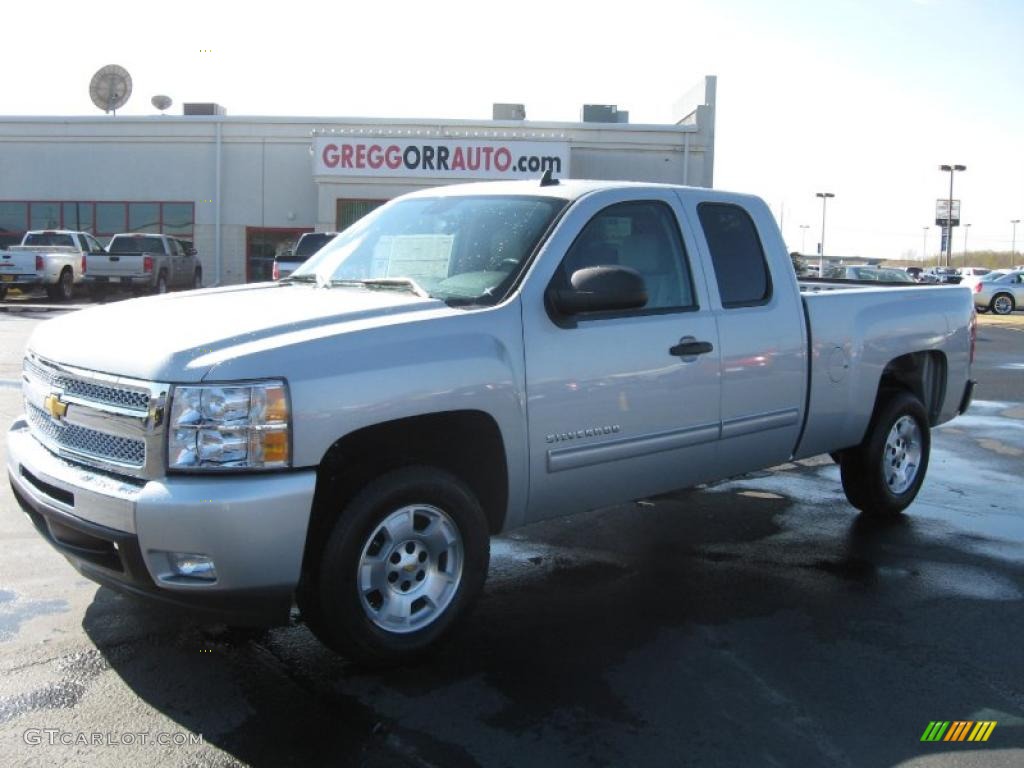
313, 137, 570, 180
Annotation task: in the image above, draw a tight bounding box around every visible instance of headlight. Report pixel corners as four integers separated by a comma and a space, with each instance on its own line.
168, 380, 290, 470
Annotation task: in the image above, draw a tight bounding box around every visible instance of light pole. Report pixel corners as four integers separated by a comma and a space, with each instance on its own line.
1013, 219, 1021, 268
939, 164, 966, 268
799, 224, 810, 253
922, 226, 929, 263
816, 192, 834, 275
962, 223, 971, 267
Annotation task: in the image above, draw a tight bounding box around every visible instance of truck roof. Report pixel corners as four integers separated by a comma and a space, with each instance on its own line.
400, 178, 765, 209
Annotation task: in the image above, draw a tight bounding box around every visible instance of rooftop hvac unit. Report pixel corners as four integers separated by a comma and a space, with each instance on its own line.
492, 103, 526, 120
581, 104, 629, 123
183, 103, 227, 116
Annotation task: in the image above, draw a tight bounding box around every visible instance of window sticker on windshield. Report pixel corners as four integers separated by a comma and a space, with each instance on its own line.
372, 235, 454, 280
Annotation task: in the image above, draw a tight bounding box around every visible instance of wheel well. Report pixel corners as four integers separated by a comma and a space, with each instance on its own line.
301, 410, 508, 579
877, 351, 947, 425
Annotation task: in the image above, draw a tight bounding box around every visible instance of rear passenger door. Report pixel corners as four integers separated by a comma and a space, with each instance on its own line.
522, 189, 722, 523
683, 197, 807, 476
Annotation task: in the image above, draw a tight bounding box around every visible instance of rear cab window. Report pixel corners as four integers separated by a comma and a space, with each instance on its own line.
697, 203, 772, 308
109, 235, 166, 254
23, 232, 76, 248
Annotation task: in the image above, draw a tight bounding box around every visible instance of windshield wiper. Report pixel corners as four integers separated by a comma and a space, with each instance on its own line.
329, 277, 430, 298
280, 274, 318, 283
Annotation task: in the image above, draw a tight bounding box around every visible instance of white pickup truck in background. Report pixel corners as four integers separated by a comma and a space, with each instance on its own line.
0, 230, 102, 301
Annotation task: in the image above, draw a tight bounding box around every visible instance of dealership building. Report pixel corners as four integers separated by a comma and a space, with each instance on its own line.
0, 77, 716, 285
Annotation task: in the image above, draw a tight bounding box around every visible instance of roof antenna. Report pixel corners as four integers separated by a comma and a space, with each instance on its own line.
539, 168, 559, 187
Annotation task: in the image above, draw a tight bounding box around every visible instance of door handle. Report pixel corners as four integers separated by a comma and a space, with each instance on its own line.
669, 339, 714, 357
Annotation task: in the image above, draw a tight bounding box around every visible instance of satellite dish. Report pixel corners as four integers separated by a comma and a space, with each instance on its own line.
89, 65, 132, 114
151, 94, 172, 112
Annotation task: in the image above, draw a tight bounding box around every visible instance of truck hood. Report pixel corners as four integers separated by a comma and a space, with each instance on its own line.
28, 283, 452, 382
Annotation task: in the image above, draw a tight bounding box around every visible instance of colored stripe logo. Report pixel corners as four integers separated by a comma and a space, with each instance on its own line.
921, 721, 997, 742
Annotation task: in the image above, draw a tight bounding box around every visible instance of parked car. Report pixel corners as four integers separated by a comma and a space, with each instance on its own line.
922, 266, 962, 284
0, 230, 99, 301
7, 179, 976, 664
958, 267, 991, 279
273, 232, 339, 280
86, 233, 201, 295
972, 270, 1024, 315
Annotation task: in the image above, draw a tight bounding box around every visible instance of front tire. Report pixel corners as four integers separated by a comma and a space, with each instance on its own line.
305, 466, 490, 664
840, 390, 930, 517
990, 293, 1015, 315
193, 269, 202, 290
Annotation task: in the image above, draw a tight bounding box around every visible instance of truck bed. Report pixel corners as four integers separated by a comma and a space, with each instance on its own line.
794, 281, 973, 459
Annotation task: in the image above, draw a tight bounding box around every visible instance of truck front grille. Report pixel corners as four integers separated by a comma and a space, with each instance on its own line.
27, 404, 146, 467
23, 357, 150, 412
21, 353, 168, 479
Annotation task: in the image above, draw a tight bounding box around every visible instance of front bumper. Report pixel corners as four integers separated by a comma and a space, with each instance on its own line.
7, 417, 317, 624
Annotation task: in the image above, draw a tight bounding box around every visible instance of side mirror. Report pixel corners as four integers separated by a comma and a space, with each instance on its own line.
549, 266, 647, 315
187, 248, 197, 256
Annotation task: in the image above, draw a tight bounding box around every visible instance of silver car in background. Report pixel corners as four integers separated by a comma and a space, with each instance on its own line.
973, 270, 1024, 314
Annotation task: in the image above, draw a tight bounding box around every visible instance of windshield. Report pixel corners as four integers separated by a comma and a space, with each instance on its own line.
23, 232, 75, 248
293, 233, 337, 259
109, 235, 164, 254
292, 195, 566, 305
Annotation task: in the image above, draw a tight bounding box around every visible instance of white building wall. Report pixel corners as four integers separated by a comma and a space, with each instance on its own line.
0, 79, 716, 285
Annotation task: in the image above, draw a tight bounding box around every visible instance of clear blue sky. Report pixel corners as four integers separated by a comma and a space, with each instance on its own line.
3, 0, 1022, 261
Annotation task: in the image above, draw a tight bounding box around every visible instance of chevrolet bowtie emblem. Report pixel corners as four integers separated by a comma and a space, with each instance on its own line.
43, 393, 68, 421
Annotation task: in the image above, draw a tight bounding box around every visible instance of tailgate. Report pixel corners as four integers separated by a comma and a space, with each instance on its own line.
87, 252, 146, 278
0, 250, 39, 278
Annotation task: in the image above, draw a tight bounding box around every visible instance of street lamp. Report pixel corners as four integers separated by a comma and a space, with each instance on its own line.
799, 224, 810, 253
1013, 219, 1021, 268
816, 192, 835, 275
922, 226, 929, 263
939, 164, 966, 268
962, 223, 971, 267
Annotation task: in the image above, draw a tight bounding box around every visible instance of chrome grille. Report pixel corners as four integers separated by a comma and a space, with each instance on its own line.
23, 357, 150, 412
27, 404, 145, 467
21, 353, 168, 479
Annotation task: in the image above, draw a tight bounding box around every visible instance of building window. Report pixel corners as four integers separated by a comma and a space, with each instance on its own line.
162, 202, 194, 236
128, 202, 160, 233
336, 199, 385, 231
62, 202, 95, 234
0, 202, 27, 235
29, 202, 61, 230
0, 200, 194, 241
95, 203, 127, 236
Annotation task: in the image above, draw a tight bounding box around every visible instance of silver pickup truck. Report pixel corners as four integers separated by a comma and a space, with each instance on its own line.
6, 179, 975, 663
86, 233, 202, 295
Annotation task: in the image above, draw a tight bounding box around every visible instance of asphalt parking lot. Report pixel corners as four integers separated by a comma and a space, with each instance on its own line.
0, 304, 1022, 767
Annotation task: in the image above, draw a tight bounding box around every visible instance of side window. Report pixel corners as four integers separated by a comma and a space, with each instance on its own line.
88, 235, 104, 252
697, 203, 772, 308
169, 238, 182, 256
558, 201, 696, 312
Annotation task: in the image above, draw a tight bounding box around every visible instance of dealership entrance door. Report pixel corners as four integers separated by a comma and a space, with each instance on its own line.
245, 227, 312, 282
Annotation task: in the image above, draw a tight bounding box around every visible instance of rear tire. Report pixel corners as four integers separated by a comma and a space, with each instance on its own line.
46, 268, 74, 301
990, 293, 1015, 315
304, 466, 490, 665
154, 271, 168, 295
840, 390, 930, 517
